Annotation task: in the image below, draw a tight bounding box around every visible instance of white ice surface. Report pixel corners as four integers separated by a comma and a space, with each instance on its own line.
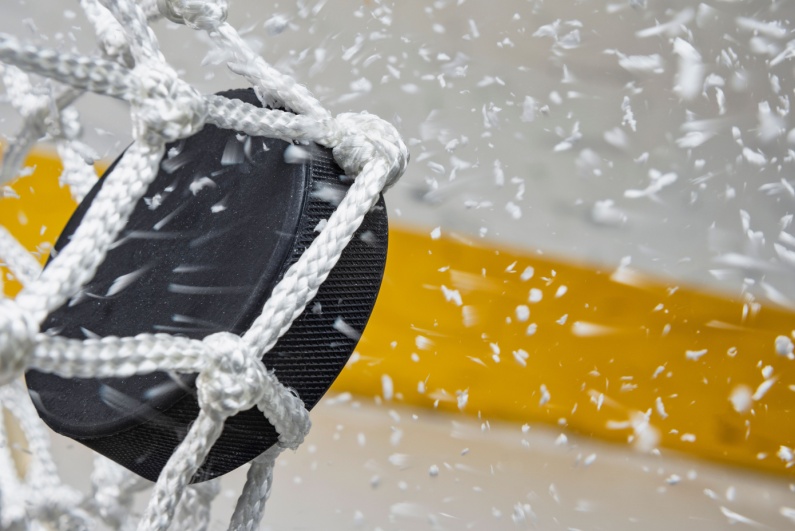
47, 397, 795, 530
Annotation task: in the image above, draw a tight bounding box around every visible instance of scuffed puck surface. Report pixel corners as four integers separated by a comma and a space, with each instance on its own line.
26, 88, 388, 482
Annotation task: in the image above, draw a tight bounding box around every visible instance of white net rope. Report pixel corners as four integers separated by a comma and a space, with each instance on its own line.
0, 0, 408, 529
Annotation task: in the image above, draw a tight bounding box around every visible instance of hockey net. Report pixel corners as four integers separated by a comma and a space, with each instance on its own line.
0, 0, 408, 529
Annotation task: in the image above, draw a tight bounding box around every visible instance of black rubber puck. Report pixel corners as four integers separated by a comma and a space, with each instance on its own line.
25, 88, 388, 483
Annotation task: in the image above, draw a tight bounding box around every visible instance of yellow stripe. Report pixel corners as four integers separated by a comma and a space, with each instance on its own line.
1, 149, 75, 297
4, 149, 795, 476
342, 228, 795, 476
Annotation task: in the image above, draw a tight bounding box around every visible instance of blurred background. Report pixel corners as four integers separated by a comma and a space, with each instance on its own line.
3, 0, 795, 529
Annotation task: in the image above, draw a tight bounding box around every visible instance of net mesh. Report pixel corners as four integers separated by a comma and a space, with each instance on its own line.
0, 0, 408, 529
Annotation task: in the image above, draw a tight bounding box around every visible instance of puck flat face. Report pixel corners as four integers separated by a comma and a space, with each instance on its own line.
26, 88, 388, 482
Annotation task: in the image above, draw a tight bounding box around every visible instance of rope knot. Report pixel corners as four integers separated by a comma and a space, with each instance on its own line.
0, 300, 37, 386
131, 61, 207, 144
197, 332, 267, 417
158, 0, 228, 31
332, 112, 409, 190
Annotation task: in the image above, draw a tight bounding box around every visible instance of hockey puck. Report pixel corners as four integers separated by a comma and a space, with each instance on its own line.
26, 88, 388, 482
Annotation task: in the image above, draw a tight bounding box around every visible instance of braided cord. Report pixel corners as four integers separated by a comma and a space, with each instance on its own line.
0, 0, 408, 529
138, 409, 224, 531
